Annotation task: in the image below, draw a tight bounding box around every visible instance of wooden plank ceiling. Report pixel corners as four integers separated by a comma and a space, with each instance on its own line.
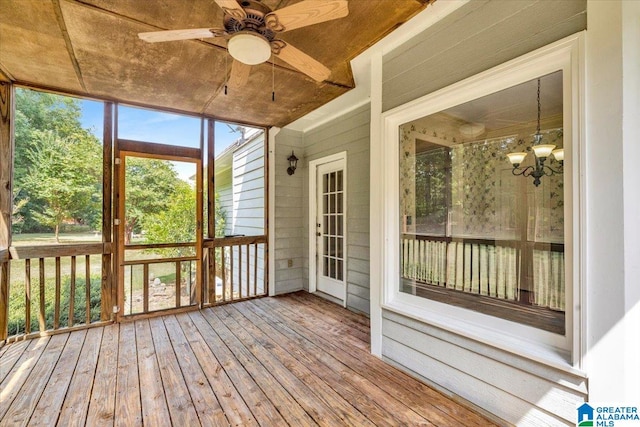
0, 0, 431, 127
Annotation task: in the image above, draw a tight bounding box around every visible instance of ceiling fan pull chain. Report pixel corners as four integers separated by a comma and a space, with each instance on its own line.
272, 57, 275, 102
224, 53, 228, 95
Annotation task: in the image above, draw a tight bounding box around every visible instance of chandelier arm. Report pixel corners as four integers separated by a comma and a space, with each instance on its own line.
543, 164, 563, 175
511, 166, 534, 177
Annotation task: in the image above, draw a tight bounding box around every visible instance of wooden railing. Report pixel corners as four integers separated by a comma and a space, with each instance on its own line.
203, 235, 267, 305
0, 235, 269, 341
122, 242, 198, 316
3, 243, 112, 342
401, 234, 565, 311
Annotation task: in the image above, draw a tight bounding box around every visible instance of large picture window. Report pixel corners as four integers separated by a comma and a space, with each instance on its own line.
399, 71, 565, 334
380, 36, 582, 361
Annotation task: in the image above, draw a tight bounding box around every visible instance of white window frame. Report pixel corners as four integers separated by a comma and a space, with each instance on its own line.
378, 33, 585, 369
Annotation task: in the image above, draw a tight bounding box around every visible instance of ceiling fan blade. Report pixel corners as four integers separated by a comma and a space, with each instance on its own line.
228, 60, 252, 89
275, 42, 331, 82
265, 0, 348, 32
138, 28, 218, 43
213, 0, 247, 20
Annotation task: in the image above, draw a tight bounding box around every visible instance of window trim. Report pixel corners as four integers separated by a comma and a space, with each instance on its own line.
379, 33, 584, 369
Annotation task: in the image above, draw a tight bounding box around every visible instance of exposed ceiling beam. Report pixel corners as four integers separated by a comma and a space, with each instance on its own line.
52, 0, 87, 92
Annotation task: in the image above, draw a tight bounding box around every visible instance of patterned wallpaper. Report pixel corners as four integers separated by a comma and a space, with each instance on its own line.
400, 123, 564, 243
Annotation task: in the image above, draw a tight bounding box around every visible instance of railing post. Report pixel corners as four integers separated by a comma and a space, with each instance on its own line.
0, 79, 13, 342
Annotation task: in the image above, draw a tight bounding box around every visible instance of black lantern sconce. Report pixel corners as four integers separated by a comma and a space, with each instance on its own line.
287, 151, 298, 175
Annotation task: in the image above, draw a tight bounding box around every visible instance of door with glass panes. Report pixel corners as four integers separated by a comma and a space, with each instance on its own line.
315, 159, 346, 302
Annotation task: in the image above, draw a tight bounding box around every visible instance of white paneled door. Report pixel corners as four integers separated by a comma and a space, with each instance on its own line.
315, 157, 346, 302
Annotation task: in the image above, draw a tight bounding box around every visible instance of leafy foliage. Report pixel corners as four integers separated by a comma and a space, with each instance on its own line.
13, 88, 102, 234
144, 181, 227, 257
22, 130, 101, 241
123, 157, 179, 244
144, 180, 196, 256
7, 273, 102, 336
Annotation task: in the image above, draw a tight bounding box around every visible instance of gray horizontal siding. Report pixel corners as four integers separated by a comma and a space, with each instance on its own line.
302, 104, 371, 314
382, 310, 587, 425
382, 0, 587, 111
273, 128, 306, 294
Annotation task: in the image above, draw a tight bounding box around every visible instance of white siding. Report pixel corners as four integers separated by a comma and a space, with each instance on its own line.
216, 133, 267, 291
216, 167, 233, 235
231, 135, 265, 236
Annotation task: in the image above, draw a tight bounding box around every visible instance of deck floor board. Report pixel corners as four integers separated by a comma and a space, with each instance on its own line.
0, 292, 497, 426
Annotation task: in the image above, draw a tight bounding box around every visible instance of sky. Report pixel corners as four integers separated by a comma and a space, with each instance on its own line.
80, 99, 250, 181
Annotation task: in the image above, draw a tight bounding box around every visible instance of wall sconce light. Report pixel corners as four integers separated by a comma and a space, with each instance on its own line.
287, 151, 298, 175
507, 78, 563, 187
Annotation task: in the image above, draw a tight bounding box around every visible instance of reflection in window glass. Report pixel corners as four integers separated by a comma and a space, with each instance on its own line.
399, 71, 565, 334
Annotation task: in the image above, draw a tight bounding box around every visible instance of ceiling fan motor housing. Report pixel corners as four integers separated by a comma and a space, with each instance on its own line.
224, 0, 276, 42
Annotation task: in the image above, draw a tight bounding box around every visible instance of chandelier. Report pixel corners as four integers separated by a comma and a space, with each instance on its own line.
506, 78, 564, 187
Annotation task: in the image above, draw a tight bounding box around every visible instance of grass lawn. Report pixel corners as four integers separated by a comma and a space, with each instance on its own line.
12, 232, 103, 246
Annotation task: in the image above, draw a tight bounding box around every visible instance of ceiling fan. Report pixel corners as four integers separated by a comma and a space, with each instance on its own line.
138, 0, 349, 87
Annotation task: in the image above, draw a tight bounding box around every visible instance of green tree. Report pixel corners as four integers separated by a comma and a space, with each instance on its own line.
124, 158, 179, 244
13, 88, 102, 233
145, 183, 227, 257
22, 130, 99, 242
11, 190, 28, 233
144, 181, 196, 254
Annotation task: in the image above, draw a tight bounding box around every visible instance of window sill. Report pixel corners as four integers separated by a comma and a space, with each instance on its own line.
382, 295, 585, 378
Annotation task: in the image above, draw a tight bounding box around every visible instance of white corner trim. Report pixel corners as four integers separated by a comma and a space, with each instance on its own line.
268, 126, 279, 297
369, 51, 384, 358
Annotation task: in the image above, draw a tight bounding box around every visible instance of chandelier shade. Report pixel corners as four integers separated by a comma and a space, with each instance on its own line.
507, 78, 563, 187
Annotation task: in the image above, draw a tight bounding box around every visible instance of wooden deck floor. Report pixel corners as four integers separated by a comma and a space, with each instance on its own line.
0, 292, 496, 426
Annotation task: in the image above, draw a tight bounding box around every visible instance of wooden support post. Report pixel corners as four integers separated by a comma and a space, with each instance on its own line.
207, 119, 216, 304
230, 247, 234, 301
101, 102, 113, 321
175, 261, 181, 308
85, 255, 91, 324
254, 243, 258, 296
54, 257, 61, 329
39, 258, 45, 331
238, 245, 242, 299
0, 79, 13, 341
221, 248, 226, 302
143, 264, 149, 313
25, 259, 31, 334
246, 244, 250, 297
69, 256, 76, 327
264, 128, 269, 297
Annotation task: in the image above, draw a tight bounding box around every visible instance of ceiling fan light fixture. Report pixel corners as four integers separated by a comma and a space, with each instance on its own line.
228, 32, 271, 65
459, 122, 486, 138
